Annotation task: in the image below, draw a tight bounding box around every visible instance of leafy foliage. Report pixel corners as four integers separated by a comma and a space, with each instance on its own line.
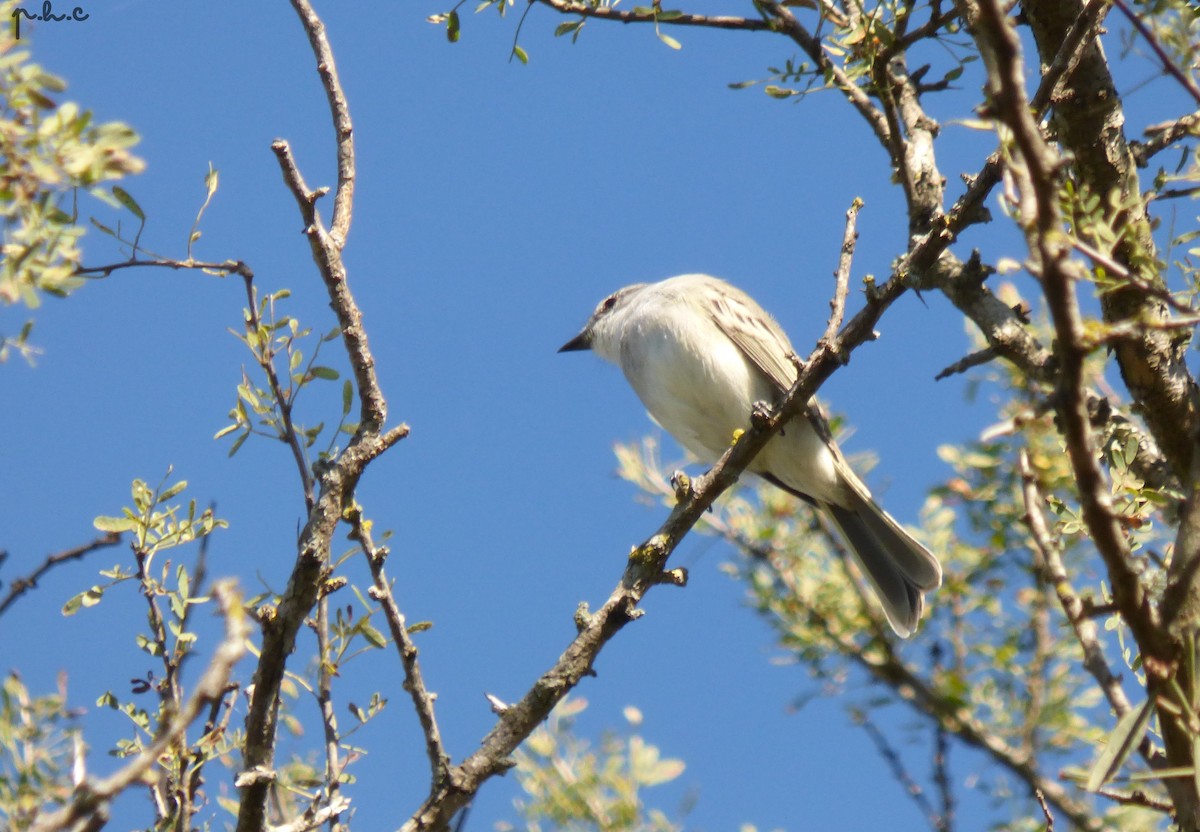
0, 1, 143, 361
502, 698, 687, 832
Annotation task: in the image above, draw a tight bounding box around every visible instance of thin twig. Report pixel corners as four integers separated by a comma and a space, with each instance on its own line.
1133, 111, 1200, 167
1034, 789, 1054, 830
933, 721, 954, 831
1070, 236, 1198, 316
271, 139, 386, 433
533, 0, 774, 32
75, 258, 252, 279
288, 0, 355, 247
753, 0, 894, 148
347, 506, 450, 791
239, 272, 317, 509
822, 197, 862, 347
1111, 0, 1200, 107
0, 533, 122, 618
315, 595, 345, 829
854, 708, 942, 828
1018, 449, 1160, 761
1093, 786, 1173, 812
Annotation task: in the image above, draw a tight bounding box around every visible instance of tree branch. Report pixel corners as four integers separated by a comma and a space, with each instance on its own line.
400, 212, 915, 832
1018, 450, 1162, 767
32, 581, 247, 832
348, 505, 450, 791
1133, 111, 1200, 168
1028, 0, 1113, 118
533, 0, 773, 32
972, 0, 1197, 820
236, 4, 409, 829
0, 533, 122, 618
288, 0, 356, 247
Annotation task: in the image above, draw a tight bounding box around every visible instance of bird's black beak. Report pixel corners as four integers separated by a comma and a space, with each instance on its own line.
558, 331, 591, 353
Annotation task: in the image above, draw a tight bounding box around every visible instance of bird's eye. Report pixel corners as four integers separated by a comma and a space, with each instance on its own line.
601, 294, 618, 312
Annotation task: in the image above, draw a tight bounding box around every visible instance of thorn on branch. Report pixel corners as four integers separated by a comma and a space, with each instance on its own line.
654, 567, 689, 587
573, 602, 591, 633
934, 347, 998, 381
670, 470, 693, 502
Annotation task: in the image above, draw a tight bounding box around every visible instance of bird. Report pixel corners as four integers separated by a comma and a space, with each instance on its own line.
559, 273, 942, 637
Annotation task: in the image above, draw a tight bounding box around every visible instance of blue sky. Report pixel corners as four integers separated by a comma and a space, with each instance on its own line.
2, 1, 1191, 830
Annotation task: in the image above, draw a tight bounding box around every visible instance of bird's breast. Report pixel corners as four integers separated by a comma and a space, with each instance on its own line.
619, 312, 771, 461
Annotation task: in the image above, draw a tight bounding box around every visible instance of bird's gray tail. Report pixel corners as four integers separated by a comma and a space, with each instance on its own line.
822, 495, 942, 638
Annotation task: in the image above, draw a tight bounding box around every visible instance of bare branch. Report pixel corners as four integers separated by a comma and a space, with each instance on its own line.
853, 708, 942, 829
287, 0, 355, 247
76, 257, 253, 280
348, 506, 450, 790
1133, 111, 1200, 168
1029, 0, 1113, 119
0, 532, 122, 618
534, 0, 773, 32
821, 197, 862, 347
1093, 786, 1173, 813
268, 797, 353, 832
1034, 789, 1054, 830
314, 596, 346, 828
1111, 0, 1200, 107
972, 0, 1199, 819
272, 138, 387, 434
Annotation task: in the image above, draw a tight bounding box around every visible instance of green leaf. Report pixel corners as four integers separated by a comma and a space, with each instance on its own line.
94, 515, 136, 533
1086, 698, 1154, 792
310, 366, 339, 380
512, 44, 529, 64
227, 431, 249, 458
359, 622, 387, 649
111, 185, 145, 221
342, 380, 353, 415
447, 10, 460, 42
159, 479, 188, 502
204, 164, 219, 199
61, 585, 104, 616
657, 30, 682, 49
89, 217, 117, 236
554, 20, 584, 37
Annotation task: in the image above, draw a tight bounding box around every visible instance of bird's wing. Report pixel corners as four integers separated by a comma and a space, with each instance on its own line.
707, 283, 799, 392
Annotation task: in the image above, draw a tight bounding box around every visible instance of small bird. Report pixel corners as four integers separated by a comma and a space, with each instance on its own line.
560, 273, 941, 637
